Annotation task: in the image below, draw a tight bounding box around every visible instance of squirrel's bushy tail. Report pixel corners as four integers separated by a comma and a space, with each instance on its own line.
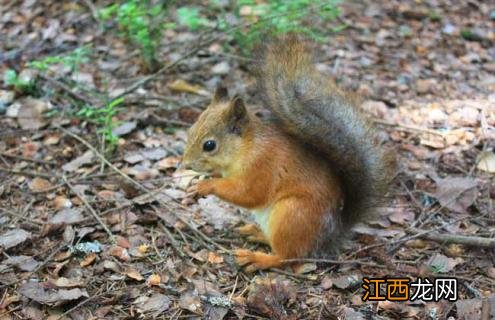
256, 36, 395, 240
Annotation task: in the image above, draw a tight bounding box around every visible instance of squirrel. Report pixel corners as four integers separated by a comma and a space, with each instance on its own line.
181, 36, 395, 272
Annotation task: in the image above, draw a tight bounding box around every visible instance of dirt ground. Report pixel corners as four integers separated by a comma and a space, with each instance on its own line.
0, 0, 494, 319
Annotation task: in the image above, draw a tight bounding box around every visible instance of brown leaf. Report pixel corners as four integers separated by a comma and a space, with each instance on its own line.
426, 253, 463, 273
136, 294, 171, 315
124, 268, 144, 281
108, 246, 131, 262
112, 121, 137, 137
433, 177, 477, 213
320, 276, 333, 290
168, 79, 209, 96
49, 208, 84, 225
456, 298, 482, 320
292, 263, 317, 274
194, 196, 241, 230
52, 196, 72, 210
477, 151, 495, 173
247, 276, 296, 319
80, 253, 97, 267
156, 156, 181, 170
29, 177, 53, 192
207, 251, 224, 264
331, 274, 361, 290
3, 255, 39, 271
0, 228, 31, 250
146, 274, 161, 286
50, 277, 85, 288
19, 282, 88, 306
62, 150, 95, 172
16, 98, 49, 130
179, 291, 202, 313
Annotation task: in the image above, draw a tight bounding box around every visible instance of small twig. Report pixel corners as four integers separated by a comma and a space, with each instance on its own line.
270, 268, 317, 281
374, 118, 446, 137
282, 258, 378, 267
0, 152, 56, 165
0, 167, 59, 179
157, 221, 186, 258
62, 175, 115, 242
39, 74, 94, 105
408, 227, 495, 248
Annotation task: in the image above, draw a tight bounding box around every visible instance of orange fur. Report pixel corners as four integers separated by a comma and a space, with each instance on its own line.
186, 111, 342, 271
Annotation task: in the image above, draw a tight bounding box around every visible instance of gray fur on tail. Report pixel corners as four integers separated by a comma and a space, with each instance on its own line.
255, 36, 395, 249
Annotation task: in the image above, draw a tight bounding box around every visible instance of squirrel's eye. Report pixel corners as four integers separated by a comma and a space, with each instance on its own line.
203, 140, 217, 152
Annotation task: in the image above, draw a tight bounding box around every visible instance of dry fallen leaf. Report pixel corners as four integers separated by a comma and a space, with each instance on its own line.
135, 294, 171, 316
80, 252, 97, 267
477, 151, 495, 173
433, 176, 478, 213
0, 229, 31, 250
146, 273, 161, 286
247, 276, 297, 319
16, 98, 50, 130
179, 291, 202, 313
156, 156, 181, 170
112, 121, 137, 137
138, 244, 149, 254
19, 282, 88, 306
50, 277, 85, 288
331, 274, 361, 290
456, 298, 482, 320
207, 251, 224, 264
62, 150, 95, 172
49, 208, 84, 225
3, 255, 39, 271
108, 246, 131, 262
29, 177, 53, 192
124, 268, 144, 281
427, 253, 463, 273
168, 79, 209, 96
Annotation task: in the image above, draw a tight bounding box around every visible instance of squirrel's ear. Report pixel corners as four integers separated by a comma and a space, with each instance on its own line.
227, 95, 248, 135
212, 86, 229, 104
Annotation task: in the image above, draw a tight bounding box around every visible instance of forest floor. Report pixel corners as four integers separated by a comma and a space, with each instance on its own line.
0, 1, 494, 319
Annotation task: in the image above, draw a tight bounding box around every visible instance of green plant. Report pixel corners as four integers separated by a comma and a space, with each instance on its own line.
238, 0, 341, 47
28, 47, 90, 72
177, 0, 343, 51
177, 6, 209, 30
99, 0, 173, 71
76, 97, 124, 146
4, 69, 37, 94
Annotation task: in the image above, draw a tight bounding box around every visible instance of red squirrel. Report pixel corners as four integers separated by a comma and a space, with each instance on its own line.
181, 36, 395, 272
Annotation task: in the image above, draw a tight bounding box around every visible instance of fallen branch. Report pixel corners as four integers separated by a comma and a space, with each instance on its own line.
408, 227, 495, 248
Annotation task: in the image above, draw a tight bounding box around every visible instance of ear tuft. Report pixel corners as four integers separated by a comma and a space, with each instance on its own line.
212, 86, 229, 103
228, 95, 248, 135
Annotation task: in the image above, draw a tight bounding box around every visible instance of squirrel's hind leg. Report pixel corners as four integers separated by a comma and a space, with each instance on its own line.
235, 249, 283, 272
236, 223, 269, 244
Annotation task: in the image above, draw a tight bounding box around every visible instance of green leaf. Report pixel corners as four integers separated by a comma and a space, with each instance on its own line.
4, 69, 18, 86
177, 7, 203, 30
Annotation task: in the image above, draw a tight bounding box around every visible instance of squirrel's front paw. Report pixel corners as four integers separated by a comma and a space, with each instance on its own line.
181, 182, 200, 205
182, 179, 214, 205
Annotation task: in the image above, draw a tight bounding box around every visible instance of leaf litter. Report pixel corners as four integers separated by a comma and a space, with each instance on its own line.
0, 1, 493, 319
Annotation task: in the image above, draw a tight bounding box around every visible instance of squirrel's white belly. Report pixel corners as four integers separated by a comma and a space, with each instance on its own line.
252, 207, 272, 237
